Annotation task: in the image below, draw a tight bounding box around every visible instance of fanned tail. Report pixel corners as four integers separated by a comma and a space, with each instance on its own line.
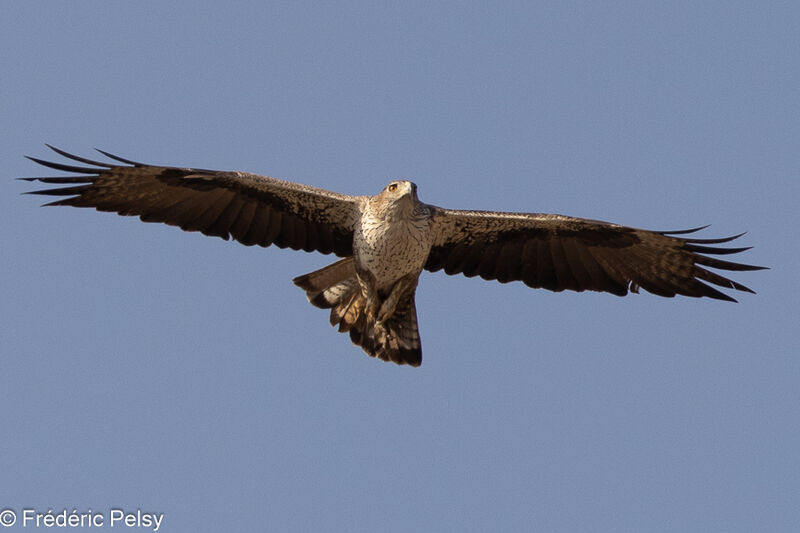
293, 258, 422, 366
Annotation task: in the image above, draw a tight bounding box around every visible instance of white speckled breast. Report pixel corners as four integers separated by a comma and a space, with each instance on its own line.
354, 200, 433, 289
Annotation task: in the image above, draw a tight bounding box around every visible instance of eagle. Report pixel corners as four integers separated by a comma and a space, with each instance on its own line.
21, 146, 765, 367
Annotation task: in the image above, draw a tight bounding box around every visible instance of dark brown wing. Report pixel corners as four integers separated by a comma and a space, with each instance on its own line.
424, 208, 766, 302
21, 146, 359, 256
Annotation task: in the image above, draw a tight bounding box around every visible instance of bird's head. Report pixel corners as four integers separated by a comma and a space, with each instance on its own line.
382, 180, 417, 200
374, 180, 420, 219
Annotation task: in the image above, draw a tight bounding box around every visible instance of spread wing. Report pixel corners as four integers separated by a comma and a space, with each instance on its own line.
21, 146, 359, 256
425, 208, 765, 302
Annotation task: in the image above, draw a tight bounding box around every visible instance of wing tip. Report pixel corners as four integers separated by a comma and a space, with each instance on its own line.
93, 148, 143, 166
660, 224, 711, 235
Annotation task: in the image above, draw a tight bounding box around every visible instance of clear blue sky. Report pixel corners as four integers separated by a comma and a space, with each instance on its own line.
1, 2, 797, 532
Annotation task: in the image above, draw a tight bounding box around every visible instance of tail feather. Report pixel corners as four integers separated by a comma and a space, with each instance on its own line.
293, 259, 422, 366
373, 296, 421, 365
292, 257, 356, 296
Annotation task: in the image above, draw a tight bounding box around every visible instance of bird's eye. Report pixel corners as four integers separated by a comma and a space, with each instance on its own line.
388, 183, 398, 192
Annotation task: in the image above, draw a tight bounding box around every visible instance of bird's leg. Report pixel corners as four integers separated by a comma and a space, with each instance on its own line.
355, 269, 381, 331
377, 273, 418, 325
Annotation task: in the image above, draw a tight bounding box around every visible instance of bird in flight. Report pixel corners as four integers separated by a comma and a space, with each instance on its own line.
22, 146, 765, 367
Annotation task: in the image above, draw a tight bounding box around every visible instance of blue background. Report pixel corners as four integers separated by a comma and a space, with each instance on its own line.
1, 2, 797, 531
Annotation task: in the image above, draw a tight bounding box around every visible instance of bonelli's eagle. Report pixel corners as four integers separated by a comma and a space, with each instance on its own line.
22, 146, 765, 366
